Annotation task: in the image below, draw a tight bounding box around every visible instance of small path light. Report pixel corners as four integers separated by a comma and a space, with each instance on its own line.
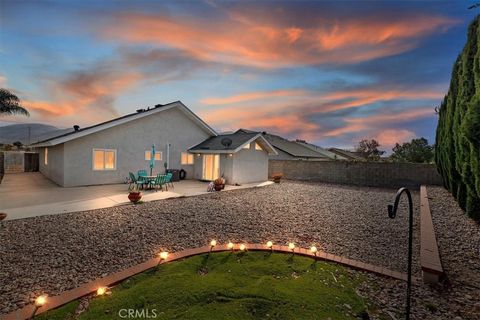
210, 239, 217, 251
227, 242, 234, 251
266, 241, 273, 250
159, 251, 169, 261
310, 246, 317, 256
30, 295, 47, 319
239, 244, 246, 251
96, 287, 107, 296
288, 242, 295, 252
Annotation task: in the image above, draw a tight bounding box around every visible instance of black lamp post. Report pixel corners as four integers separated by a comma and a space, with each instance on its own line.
387, 187, 413, 320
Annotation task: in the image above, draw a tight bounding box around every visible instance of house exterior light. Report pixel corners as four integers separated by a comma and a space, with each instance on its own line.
210, 239, 217, 247
227, 242, 234, 250
266, 241, 273, 248
310, 246, 317, 256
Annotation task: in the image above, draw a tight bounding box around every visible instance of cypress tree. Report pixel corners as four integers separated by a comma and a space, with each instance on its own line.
435, 16, 480, 220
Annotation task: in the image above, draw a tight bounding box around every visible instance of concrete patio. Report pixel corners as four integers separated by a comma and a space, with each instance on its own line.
0, 172, 272, 220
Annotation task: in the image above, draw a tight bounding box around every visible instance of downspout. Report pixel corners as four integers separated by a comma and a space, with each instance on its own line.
166, 142, 170, 169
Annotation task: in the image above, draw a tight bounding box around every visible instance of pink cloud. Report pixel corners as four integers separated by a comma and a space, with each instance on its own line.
99, 11, 459, 68
376, 129, 416, 147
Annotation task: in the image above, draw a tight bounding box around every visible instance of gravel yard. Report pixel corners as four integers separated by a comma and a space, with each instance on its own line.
0, 181, 477, 319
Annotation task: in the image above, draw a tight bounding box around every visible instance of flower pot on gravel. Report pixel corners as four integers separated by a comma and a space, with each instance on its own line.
272, 173, 283, 183
128, 191, 142, 203
214, 177, 226, 191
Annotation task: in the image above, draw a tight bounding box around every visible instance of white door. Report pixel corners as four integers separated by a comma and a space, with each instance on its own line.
203, 154, 220, 181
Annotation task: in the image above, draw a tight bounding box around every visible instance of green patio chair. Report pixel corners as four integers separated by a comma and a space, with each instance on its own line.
151, 174, 167, 192
129, 172, 145, 190
137, 170, 148, 186
165, 172, 174, 189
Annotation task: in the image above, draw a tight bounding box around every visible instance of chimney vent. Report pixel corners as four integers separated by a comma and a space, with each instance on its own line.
73, 125, 80, 131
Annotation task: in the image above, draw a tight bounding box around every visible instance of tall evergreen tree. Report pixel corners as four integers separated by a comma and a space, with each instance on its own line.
435, 16, 480, 219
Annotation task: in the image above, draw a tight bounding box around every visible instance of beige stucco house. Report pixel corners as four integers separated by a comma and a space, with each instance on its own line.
32, 101, 276, 187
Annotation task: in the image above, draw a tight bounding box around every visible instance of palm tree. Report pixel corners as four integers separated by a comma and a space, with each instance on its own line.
0, 88, 29, 116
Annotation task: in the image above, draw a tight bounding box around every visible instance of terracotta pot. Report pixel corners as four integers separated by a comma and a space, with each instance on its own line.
128, 192, 142, 203
214, 184, 224, 191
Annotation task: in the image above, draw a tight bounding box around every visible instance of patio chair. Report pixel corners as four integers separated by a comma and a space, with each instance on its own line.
129, 172, 145, 190
165, 172, 174, 189
137, 170, 148, 187
151, 174, 167, 192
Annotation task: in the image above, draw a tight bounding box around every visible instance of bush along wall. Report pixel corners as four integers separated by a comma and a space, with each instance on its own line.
435, 16, 480, 220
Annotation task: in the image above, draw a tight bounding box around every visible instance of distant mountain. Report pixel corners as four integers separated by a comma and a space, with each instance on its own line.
0, 123, 72, 145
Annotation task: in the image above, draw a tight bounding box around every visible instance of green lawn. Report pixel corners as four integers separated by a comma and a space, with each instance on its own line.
38, 252, 375, 319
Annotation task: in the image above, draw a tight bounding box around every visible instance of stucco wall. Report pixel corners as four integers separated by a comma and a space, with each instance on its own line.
269, 160, 443, 188
61, 107, 211, 187
39, 145, 65, 186
232, 144, 269, 184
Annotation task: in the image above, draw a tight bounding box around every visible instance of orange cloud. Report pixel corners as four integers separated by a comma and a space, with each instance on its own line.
23, 100, 75, 117
100, 11, 458, 67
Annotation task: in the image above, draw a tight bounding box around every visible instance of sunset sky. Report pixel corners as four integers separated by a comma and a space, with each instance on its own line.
0, 1, 475, 149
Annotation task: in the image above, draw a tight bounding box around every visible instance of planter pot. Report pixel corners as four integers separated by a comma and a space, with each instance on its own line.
214, 184, 224, 191
128, 192, 142, 203
273, 178, 281, 183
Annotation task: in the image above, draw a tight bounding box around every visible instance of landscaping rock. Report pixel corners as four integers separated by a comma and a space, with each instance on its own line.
0, 182, 478, 320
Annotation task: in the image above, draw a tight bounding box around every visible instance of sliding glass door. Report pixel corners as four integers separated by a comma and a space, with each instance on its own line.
202, 154, 220, 181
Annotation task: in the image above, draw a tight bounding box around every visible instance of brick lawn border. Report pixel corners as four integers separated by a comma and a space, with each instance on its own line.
420, 186, 444, 283
1, 243, 411, 320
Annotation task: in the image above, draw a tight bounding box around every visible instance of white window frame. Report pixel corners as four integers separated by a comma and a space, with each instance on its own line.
181, 152, 194, 165
145, 151, 162, 161
92, 148, 117, 171
44, 148, 48, 165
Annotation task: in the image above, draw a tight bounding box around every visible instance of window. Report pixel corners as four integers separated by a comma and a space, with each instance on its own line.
181, 152, 194, 165
145, 151, 162, 161
255, 142, 262, 151
243, 143, 250, 149
44, 148, 48, 165
93, 149, 116, 171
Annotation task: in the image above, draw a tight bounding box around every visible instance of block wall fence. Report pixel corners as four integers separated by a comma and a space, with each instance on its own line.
269, 160, 443, 188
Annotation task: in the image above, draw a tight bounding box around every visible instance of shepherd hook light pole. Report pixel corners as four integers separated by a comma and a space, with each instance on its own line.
387, 187, 413, 320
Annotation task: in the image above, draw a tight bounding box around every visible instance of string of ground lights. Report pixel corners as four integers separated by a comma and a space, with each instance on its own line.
8, 240, 409, 320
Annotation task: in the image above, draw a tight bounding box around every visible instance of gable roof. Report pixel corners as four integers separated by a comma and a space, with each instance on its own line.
263, 134, 328, 158
32, 101, 217, 147
189, 129, 277, 155
328, 148, 367, 161
295, 140, 347, 160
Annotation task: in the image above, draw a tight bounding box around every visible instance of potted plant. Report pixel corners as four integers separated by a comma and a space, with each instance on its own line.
214, 177, 225, 191
128, 183, 143, 203
272, 173, 283, 183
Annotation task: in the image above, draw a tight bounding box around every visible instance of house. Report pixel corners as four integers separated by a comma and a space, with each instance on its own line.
327, 148, 368, 161
32, 101, 275, 187
263, 133, 334, 161
188, 129, 277, 185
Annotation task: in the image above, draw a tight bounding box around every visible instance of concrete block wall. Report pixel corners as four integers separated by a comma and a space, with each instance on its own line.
4, 151, 24, 173
269, 160, 443, 188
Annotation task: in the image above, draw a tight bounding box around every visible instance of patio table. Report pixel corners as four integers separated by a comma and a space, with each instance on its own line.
143, 175, 157, 190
